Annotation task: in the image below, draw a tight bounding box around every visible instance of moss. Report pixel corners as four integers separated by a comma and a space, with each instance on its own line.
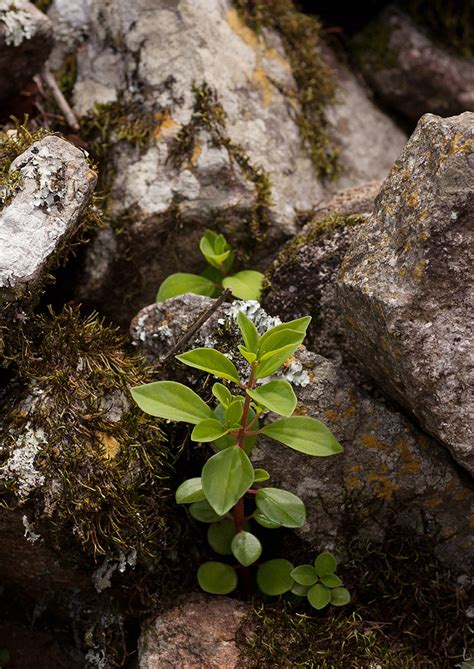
168, 82, 272, 241
0, 306, 179, 560
351, 18, 398, 70
57, 54, 78, 101
406, 0, 473, 59
233, 0, 338, 179
237, 527, 472, 668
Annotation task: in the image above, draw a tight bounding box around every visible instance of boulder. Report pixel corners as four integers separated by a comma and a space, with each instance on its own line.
0, 0, 54, 101
138, 593, 249, 669
352, 7, 474, 122
130, 295, 474, 567
338, 112, 474, 474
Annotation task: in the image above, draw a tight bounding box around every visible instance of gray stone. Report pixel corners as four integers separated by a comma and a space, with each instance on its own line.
353, 7, 474, 122
338, 112, 474, 475
138, 593, 249, 669
0, 0, 53, 101
130, 295, 474, 567
0, 135, 97, 304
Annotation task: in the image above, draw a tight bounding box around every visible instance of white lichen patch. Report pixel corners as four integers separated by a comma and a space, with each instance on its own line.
228, 300, 281, 333
0, 0, 35, 47
20, 144, 68, 211
92, 548, 137, 593
22, 514, 41, 543
0, 424, 46, 499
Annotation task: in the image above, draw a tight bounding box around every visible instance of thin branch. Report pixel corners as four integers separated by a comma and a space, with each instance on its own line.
41, 68, 80, 132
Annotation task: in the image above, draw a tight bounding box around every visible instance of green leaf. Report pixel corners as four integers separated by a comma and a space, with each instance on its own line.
212, 382, 233, 408
291, 583, 310, 597
175, 477, 206, 504
307, 583, 331, 610
254, 333, 305, 379
191, 419, 229, 443
253, 468, 270, 483
330, 587, 351, 606
261, 416, 343, 456
321, 573, 342, 588
253, 511, 281, 529
237, 311, 260, 352
199, 234, 231, 268
231, 531, 262, 566
258, 329, 303, 359
189, 500, 224, 523
212, 405, 258, 453
157, 273, 216, 302
255, 488, 306, 528
225, 399, 244, 426
314, 552, 337, 576
222, 270, 264, 300
197, 561, 237, 594
238, 345, 258, 364
259, 317, 311, 348
131, 381, 213, 424
176, 348, 240, 383
207, 519, 236, 555
290, 565, 318, 586
257, 559, 294, 596
247, 380, 297, 417
202, 446, 254, 516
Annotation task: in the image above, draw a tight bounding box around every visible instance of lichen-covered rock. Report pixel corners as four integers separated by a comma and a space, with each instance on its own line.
353, 7, 474, 122
338, 112, 474, 475
264, 182, 380, 369
0, 135, 97, 304
138, 593, 249, 669
0, 0, 54, 101
130, 295, 474, 567
59, 0, 406, 325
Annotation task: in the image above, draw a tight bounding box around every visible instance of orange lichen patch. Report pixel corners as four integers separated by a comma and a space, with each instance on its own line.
412, 259, 426, 281
456, 488, 470, 501
366, 472, 400, 500
154, 112, 179, 140
360, 434, 389, 452
399, 266, 407, 278
345, 476, 363, 491
324, 408, 338, 422
293, 404, 308, 416
424, 494, 443, 509
407, 191, 419, 208
190, 142, 202, 166
262, 44, 291, 69
346, 465, 362, 473
449, 132, 474, 155
227, 8, 260, 49
97, 432, 120, 460
252, 66, 274, 106
395, 438, 421, 474
342, 405, 357, 417
401, 461, 421, 474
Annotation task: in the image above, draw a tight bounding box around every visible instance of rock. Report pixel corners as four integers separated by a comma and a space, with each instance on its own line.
0, 0, 54, 101
130, 295, 474, 567
263, 182, 380, 370
352, 7, 474, 122
338, 113, 474, 475
0, 135, 97, 306
138, 593, 249, 669
59, 0, 406, 325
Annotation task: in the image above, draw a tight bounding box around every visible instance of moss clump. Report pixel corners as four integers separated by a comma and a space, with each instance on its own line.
57, 54, 78, 101
352, 18, 398, 70
233, 0, 338, 179
0, 306, 176, 560
237, 528, 472, 668
168, 82, 272, 241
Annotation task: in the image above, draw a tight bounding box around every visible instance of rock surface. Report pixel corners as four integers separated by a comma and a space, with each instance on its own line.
0, 0, 54, 101
138, 593, 249, 669
338, 112, 474, 474
353, 7, 474, 122
0, 135, 96, 304
130, 295, 474, 567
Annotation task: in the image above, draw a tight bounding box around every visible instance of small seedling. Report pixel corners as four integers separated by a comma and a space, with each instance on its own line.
156, 229, 264, 302
131, 309, 350, 609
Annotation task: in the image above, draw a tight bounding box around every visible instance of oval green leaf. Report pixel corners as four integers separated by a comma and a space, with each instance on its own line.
290, 564, 318, 586
321, 573, 342, 588
237, 310, 260, 352
231, 531, 262, 567
253, 511, 281, 529
259, 317, 311, 347
197, 561, 237, 594
189, 500, 224, 523
225, 399, 244, 426
314, 552, 337, 576
330, 587, 351, 606
257, 559, 294, 596
253, 468, 270, 483
255, 488, 306, 528
157, 273, 216, 302
191, 419, 229, 443
307, 583, 331, 610
131, 381, 213, 424
222, 270, 264, 301
175, 477, 206, 504
207, 519, 236, 555
261, 416, 343, 456
247, 380, 297, 417
176, 348, 240, 383
212, 382, 233, 408
291, 582, 310, 596
202, 446, 254, 516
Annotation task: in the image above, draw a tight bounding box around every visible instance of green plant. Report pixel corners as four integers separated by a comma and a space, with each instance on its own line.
131, 308, 349, 608
156, 230, 264, 302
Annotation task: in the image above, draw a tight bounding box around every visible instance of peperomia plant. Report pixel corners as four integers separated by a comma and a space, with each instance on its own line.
156, 230, 264, 302
131, 310, 349, 608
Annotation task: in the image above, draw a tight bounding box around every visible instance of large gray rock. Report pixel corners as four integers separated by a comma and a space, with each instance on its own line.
62, 0, 405, 325
353, 7, 474, 122
0, 135, 97, 305
138, 594, 249, 669
130, 295, 474, 567
0, 0, 54, 101
338, 113, 474, 475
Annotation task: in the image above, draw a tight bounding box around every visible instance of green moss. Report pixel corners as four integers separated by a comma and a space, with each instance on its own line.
352, 19, 398, 70
168, 82, 272, 241
57, 54, 78, 101
233, 0, 338, 179
1, 306, 178, 560
237, 528, 472, 668
406, 0, 473, 59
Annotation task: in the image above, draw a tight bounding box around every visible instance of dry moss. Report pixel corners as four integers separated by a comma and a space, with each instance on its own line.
233, 0, 338, 179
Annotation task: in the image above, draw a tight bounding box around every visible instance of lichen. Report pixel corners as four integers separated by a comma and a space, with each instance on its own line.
233, 0, 339, 179
0, 0, 36, 47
